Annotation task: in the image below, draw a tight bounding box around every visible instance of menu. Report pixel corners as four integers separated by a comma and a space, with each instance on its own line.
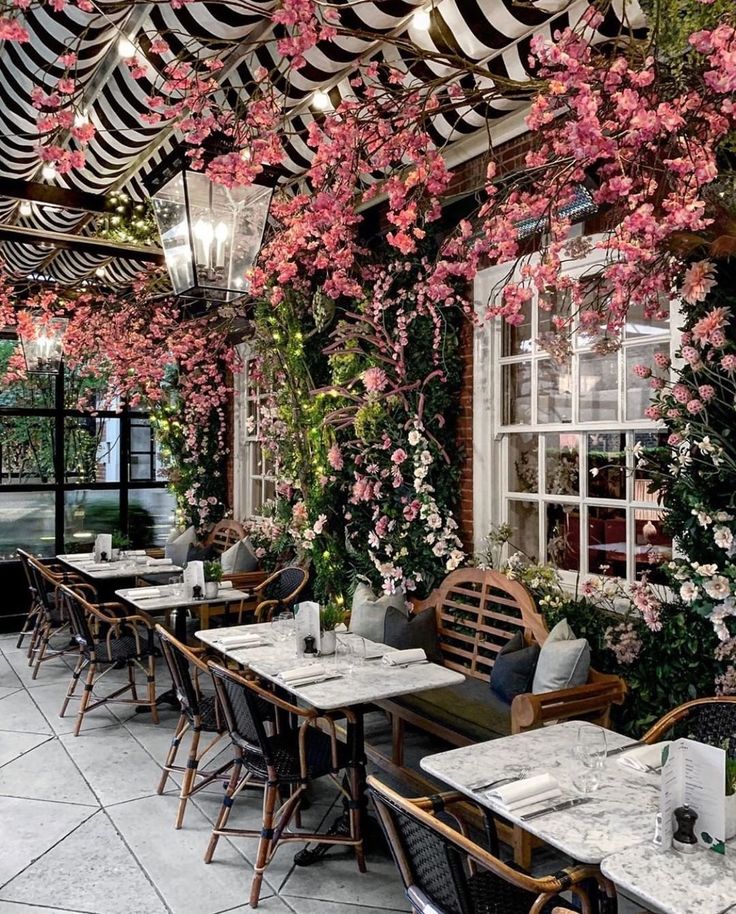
182, 560, 204, 599
295, 601, 321, 656
659, 738, 727, 854
94, 533, 112, 562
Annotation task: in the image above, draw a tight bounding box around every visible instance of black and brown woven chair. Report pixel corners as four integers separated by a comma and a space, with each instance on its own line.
57, 583, 160, 736
250, 565, 308, 623
642, 696, 736, 749
205, 662, 364, 907
16, 548, 47, 652
25, 554, 89, 678
368, 776, 611, 914
155, 625, 233, 828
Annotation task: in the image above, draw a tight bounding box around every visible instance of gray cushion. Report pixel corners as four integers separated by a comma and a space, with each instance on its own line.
349, 584, 406, 643
383, 605, 441, 664
221, 538, 259, 574
165, 526, 196, 569
392, 677, 512, 743
489, 632, 539, 703
532, 618, 590, 694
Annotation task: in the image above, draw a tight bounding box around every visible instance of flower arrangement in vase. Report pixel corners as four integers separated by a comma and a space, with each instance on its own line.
319, 603, 346, 656
203, 560, 223, 599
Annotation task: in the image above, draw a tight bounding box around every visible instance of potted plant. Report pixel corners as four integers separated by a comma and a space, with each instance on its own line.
111, 530, 131, 561
726, 755, 736, 839
203, 560, 223, 599
320, 603, 346, 656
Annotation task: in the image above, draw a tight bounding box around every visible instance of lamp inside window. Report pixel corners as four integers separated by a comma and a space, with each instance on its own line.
19, 314, 67, 375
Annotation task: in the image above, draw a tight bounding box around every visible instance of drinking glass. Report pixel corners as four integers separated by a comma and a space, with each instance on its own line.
572, 723, 607, 794
168, 575, 183, 598
278, 611, 294, 641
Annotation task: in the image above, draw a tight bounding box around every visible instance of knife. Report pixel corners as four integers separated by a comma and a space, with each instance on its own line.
520, 797, 594, 820
606, 740, 646, 757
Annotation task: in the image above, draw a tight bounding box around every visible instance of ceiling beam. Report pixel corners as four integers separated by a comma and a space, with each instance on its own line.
0, 223, 163, 263
0, 177, 110, 214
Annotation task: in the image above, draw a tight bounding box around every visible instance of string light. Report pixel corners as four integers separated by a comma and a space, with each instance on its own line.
117, 36, 137, 59
412, 6, 431, 29
74, 109, 89, 128
19, 201, 32, 217
312, 89, 332, 111
41, 163, 56, 181
95, 265, 108, 278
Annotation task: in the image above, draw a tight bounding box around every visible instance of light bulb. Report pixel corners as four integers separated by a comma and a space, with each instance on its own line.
412, 6, 431, 29
215, 221, 229, 241
41, 163, 56, 181
95, 265, 107, 278
74, 110, 89, 128
118, 36, 137, 59
19, 201, 32, 217
194, 219, 214, 243
312, 89, 332, 111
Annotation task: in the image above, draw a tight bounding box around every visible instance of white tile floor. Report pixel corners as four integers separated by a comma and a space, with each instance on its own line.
0, 631, 645, 914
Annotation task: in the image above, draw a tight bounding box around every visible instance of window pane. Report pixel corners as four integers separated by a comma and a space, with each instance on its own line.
64, 417, 120, 484
625, 342, 669, 421
0, 341, 55, 409
129, 489, 177, 547
130, 419, 167, 482
588, 432, 626, 499
624, 298, 670, 339
0, 416, 55, 483
64, 490, 120, 551
63, 367, 112, 410
502, 363, 532, 425
508, 434, 538, 493
546, 503, 581, 571
507, 500, 539, 562
537, 359, 572, 424
588, 505, 627, 577
545, 433, 579, 495
0, 491, 56, 558
579, 351, 618, 422
501, 300, 532, 356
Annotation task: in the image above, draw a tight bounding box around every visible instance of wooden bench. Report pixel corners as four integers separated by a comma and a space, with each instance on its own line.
371, 567, 627, 867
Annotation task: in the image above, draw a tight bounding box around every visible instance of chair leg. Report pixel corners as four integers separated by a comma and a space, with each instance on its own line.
147, 654, 159, 725
16, 606, 39, 650
30, 625, 50, 677
128, 661, 138, 701
60, 654, 86, 718
205, 755, 242, 863
74, 660, 97, 737
157, 714, 188, 794
175, 724, 202, 829
250, 782, 278, 908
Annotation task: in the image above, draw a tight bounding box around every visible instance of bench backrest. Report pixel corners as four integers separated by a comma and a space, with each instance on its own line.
419, 568, 550, 683
203, 520, 247, 556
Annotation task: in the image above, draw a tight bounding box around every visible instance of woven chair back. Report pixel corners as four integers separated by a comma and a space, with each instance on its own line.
209, 664, 270, 759
263, 566, 307, 604
663, 701, 736, 751
58, 585, 95, 653
370, 781, 471, 914
26, 556, 60, 620
158, 628, 203, 720
17, 548, 39, 603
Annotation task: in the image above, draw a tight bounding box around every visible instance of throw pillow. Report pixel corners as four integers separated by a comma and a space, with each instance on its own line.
165, 525, 196, 568
221, 538, 259, 574
489, 631, 540, 704
349, 583, 406, 644
383, 605, 441, 663
532, 618, 591, 694
186, 543, 215, 564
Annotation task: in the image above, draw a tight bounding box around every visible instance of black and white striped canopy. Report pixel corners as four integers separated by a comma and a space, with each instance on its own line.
0, 0, 645, 286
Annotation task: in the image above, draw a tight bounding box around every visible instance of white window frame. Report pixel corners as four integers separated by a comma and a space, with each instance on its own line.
233, 344, 276, 520
472, 235, 676, 585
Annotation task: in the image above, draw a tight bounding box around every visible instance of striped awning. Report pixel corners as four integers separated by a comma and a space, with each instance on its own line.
0, 0, 645, 286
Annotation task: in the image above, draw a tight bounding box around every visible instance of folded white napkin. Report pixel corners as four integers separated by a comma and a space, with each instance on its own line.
488, 774, 562, 812
382, 648, 427, 666
219, 581, 233, 590
134, 587, 161, 599
617, 742, 670, 771
147, 558, 173, 566
216, 631, 262, 646
279, 664, 328, 686
87, 563, 111, 571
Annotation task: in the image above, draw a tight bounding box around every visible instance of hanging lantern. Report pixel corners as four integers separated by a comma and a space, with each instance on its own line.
19, 314, 67, 374
145, 146, 273, 316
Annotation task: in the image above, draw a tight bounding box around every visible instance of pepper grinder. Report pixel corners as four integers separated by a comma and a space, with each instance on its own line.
303, 635, 317, 655
673, 805, 698, 853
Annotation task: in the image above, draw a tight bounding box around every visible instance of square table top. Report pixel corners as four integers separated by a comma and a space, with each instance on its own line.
196, 623, 465, 712
420, 720, 660, 864
58, 553, 182, 580
116, 583, 250, 612
602, 839, 736, 914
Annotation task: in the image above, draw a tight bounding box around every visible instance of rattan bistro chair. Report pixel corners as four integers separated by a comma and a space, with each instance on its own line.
16, 548, 45, 651
251, 565, 308, 623
57, 584, 160, 736
155, 626, 233, 828
642, 696, 736, 748
368, 776, 608, 914
205, 663, 364, 908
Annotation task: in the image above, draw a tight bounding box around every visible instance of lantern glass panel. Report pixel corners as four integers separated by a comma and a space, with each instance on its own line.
20, 316, 67, 375
150, 170, 193, 295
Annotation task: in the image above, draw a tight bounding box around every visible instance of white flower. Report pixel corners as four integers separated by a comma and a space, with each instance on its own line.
716, 512, 734, 522
432, 541, 446, 557
698, 436, 716, 454
694, 563, 718, 576
693, 508, 713, 527
704, 575, 731, 600
414, 465, 428, 481
714, 526, 734, 551
590, 467, 599, 478
408, 429, 421, 446
446, 549, 464, 571
680, 581, 700, 603
420, 450, 433, 466
427, 513, 442, 529
632, 441, 644, 459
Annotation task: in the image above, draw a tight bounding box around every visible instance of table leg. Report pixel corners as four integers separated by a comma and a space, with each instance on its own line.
135, 605, 188, 714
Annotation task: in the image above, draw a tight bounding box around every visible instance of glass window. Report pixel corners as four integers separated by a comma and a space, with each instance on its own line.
64, 417, 120, 483
64, 490, 120, 551
239, 356, 277, 517
129, 489, 177, 546
0, 416, 56, 483
0, 491, 56, 558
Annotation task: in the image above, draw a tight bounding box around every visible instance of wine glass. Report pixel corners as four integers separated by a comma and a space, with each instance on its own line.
572, 723, 607, 794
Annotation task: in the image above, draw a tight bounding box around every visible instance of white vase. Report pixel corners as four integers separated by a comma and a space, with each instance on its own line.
204, 581, 218, 599
110, 548, 119, 561
321, 630, 336, 655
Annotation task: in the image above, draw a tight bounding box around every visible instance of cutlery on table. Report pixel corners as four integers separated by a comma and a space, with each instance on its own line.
520, 797, 594, 821
717, 904, 736, 914
469, 768, 530, 792
606, 740, 646, 757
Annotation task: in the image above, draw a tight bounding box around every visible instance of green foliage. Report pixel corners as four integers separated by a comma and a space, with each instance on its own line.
111, 530, 131, 551
320, 602, 346, 631
204, 560, 223, 583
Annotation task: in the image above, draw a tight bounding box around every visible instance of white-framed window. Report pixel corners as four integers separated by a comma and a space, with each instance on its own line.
473, 242, 674, 584
233, 345, 276, 520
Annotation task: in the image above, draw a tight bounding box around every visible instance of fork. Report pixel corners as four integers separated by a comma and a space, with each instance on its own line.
469, 769, 529, 792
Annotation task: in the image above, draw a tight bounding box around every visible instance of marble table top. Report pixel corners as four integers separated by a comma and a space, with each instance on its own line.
602, 840, 736, 914
117, 584, 251, 612
58, 553, 182, 580
196, 624, 465, 712
421, 720, 661, 864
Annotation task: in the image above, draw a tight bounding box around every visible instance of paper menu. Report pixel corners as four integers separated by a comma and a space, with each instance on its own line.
295, 601, 320, 656
659, 738, 727, 854
94, 533, 112, 562
183, 561, 205, 599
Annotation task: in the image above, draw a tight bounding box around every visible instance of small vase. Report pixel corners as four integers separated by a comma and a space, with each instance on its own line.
204, 581, 218, 599
320, 630, 336, 655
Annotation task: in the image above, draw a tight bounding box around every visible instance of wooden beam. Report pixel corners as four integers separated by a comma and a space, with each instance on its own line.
0, 223, 164, 263
0, 177, 110, 214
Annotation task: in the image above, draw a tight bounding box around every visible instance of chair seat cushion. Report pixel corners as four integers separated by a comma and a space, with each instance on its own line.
391, 676, 512, 742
